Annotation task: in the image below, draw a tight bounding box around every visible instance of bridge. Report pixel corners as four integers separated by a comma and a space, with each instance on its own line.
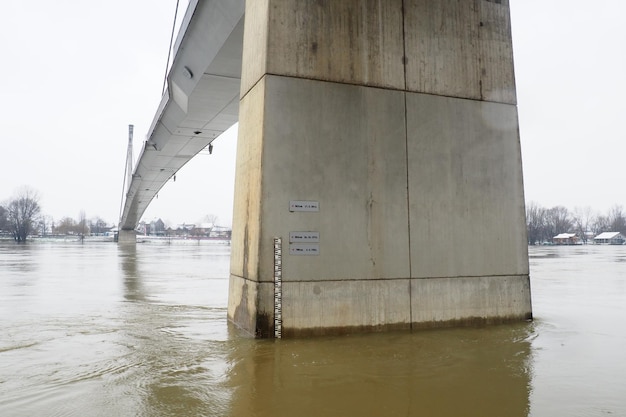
118, 0, 244, 233
120, 0, 532, 338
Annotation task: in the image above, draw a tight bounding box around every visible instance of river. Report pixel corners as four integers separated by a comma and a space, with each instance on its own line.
0, 241, 624, 416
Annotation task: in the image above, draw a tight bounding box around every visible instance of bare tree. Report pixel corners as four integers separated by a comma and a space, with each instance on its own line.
592, 214, 610, 235
6, 186, 41, 242
38, 215, 53, 237
201, 214, 219, 226
607, 205, 626, 235
544, 206, 572, 240
526, 201, 546, 245
78, 210, 88, 236
55, 217, 77, 235
0, 205, 8, 233
89, 217, 108, 235
571, 206, 595, 243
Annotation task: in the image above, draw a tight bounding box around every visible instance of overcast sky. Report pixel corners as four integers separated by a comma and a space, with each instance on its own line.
1, 0, 625, 228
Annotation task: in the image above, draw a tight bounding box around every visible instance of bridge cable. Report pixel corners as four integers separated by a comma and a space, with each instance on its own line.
161, 0, 181, 96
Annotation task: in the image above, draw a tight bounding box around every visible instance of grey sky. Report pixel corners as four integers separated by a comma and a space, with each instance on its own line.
1, 0, 624, 228
512, 0, 626, 211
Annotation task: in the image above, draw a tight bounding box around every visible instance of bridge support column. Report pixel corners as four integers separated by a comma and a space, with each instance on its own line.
116, 230, 137, 244
229, 0, 531, 337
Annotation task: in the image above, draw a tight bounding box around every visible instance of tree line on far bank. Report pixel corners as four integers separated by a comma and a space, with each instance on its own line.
3, 186, 624, 246
0, 186, 111, 243
526, 202, 626, 245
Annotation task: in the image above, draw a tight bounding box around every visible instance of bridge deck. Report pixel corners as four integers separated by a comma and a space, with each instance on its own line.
119, 0, 244, 230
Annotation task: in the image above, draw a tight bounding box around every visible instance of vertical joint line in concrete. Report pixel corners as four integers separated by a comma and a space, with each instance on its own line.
477, 0, 484, 101
401, 0, 408, 91
401, 0, 413, 329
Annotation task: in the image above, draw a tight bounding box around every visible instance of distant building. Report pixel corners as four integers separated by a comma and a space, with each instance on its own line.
149, 218, 165, 236
175, 223, 195, 237
136, 221, 148, 235
191, 223, 213, 237
593, 232, 625, 245
210, 225, 232, 239
188, 223, 231, 239
553, 233, 579, 245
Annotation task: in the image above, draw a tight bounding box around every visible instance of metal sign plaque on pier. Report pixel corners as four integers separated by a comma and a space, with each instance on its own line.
289, 231, 320, 255
289, 231, 320, 243
289, 243, 320, 255
289, 200, 319, 212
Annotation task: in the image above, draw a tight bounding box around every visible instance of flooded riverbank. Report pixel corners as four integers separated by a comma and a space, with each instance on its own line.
1, 242, 624, 416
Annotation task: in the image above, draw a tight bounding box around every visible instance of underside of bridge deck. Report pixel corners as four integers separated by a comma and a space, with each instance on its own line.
119, 0, 244, 231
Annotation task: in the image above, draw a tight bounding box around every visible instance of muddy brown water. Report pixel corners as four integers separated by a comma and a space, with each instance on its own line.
1, 241, 624, 416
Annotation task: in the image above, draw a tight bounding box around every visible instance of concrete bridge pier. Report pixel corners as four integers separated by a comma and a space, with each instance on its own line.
228, 0, 531, 337
116, 230, 137, 244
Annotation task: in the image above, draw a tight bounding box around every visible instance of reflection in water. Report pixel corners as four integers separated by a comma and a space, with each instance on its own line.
0, 243, 38, 276
119, 243, 144, 302
113, 241, 234, 416
228, 325, 532, 417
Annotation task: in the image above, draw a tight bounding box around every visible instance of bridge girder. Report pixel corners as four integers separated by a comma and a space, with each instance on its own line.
119, 0, 244, 230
